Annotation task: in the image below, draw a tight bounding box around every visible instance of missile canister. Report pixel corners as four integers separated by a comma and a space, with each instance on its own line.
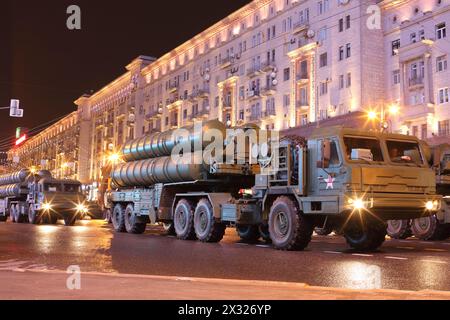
111, 156, 206, 188
122, 120, 226, 162
0, 170, 30, 186
0, 184, 26, 198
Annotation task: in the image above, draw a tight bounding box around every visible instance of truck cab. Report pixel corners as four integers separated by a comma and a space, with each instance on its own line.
28, 178, 87, 226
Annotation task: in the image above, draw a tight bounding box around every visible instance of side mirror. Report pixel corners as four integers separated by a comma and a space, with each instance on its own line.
317, 139, 331, 168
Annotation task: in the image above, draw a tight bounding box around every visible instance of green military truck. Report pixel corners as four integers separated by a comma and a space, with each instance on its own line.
388, 144, 450, 241
0, 169, 87, 226
107, 121, 440, 251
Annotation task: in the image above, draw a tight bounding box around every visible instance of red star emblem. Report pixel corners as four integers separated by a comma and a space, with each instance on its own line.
325, 175, 335, 190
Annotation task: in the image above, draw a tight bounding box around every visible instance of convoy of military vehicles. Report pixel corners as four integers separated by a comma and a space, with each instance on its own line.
0, 169, 88, 226
1, 120, 448, 251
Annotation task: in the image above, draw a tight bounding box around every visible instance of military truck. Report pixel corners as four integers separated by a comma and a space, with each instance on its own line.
388, 144, 450, 241
107, 120, 441, 251
0, 169, 87, 226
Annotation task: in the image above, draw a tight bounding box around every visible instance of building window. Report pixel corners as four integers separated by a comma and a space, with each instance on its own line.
438, 120, 450, 137
346, 15, 351, 29
392, 39, 400, 56
339, 18, 344, 32
346, 43, 351, 58
346, 73, 352, 88
339, 75, 344, 89
436, 23, 447, 40
410, 32, 417, 43
419, 29, 425, 40
320, 82, 328, 96
437, 55, 448, 72
412, 126, 419, 138
284, 94, 290, 107
393, 70, 401, 85
283, 68, 290, 81
438, 88, 449, 104
319, 53, 328, 67
421, 124, 428, 140
215, 96, 220, 108
339, 46, 344, 61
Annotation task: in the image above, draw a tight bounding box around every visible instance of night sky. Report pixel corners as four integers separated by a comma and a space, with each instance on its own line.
0, 0, 252, 150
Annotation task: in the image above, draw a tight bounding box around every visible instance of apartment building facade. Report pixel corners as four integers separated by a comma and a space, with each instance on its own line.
383, 0, 450, 144
7, 112, 86, 180
64, 0, 448, 185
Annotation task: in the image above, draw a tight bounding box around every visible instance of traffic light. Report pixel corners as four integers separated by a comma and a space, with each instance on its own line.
15, 127, 28, 146
15, 134, 27, 146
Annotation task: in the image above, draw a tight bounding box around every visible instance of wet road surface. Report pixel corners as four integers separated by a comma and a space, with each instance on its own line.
0, 220, 449, 292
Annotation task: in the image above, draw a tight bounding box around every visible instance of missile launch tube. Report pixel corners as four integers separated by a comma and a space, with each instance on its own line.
111, 156, 206, 188
122, 120, 226, 162
0, 170, 31, 186
0, 184, 26, 198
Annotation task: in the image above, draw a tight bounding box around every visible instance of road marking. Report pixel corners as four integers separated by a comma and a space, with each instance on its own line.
396, 247, 415, 250
385, 256, 408, 261
236, 243, 249, 246
255, 245, 271, 248
352, 254, 373, 257
324, 251, 342, 255
424, 248, 447, 253
421, 260, 448, 265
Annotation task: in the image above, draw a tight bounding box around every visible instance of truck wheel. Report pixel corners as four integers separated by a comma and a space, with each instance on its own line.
344, 220, 387, 251
387, 220, 412, 240
49, 215, 58, 225
268, 196, 314, 251
259, 224, 272, 243
194, 199, 226, 243
64, 213, 77, 226
124, 204, 146, 234
411, 215, 449, 241
174, 199, 196, 240
236, 225, 260, 243
28, 205, 42, 225
112, 204, 126, 233
104, 209, 113, 224
315, 225, 334, 236
10, 205, 17, 223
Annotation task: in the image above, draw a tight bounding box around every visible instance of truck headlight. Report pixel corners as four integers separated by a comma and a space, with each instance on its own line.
76, 204, 88, 213
348, 198, 366, 210
42, 203, 53, 212
425, 201, 439, 211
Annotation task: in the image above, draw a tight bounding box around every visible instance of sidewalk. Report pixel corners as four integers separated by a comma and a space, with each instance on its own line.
1, 270, 450, 300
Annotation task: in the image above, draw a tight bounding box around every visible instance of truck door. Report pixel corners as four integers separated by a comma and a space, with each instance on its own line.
314, 137, 342, 195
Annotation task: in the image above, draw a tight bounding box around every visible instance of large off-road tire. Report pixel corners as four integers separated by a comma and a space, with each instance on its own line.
194, 199, 226, 243
49, 215, 58, 225
28, 205, 42, 225
104, 209, 112, 224
315, 225, 334, 236
16, 205, 27, 224
124, 204, 146, 234
112, 204, 126, 233
268, 196, 314, 251
411, 215, 449, 241
0, 215, 7, 222
259, 224, 272, 243
63, 213, 78, 226
344, 219, 387, 251
387, 220, 412, 240
174, 199, 196, 240
10, 205, 17, 223
236, 225, 260, 243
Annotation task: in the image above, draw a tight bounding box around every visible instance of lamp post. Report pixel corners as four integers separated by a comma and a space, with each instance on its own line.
367, 103, 400, 133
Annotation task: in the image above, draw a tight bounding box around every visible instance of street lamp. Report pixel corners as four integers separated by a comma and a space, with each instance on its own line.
366, 103, 400, 133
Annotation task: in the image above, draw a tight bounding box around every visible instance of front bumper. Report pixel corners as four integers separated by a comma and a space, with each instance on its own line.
344, 193, 443, 220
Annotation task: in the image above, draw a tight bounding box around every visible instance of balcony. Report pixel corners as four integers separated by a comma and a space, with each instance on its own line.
297, 100, 310, 111
168, 83, 179, 94
247, 66, 262, 78
261, 60, 276, 72
166, 98, 183, 110
189, 88, 210, 101
95, 119, 104, 128
220, 56, 234, 69
169, 121, 179, 130
260, 86, 277, 96
246, 90, 261, 101
191, 108, 210, 120
249, 113, 262, 122
264, 107, 276, 119
293, 20, 309, 35
409, 76, 424, 89
223, 99, 233, 111
400, 103, 435, 122
296, 73, 310, 84
145, 109, 162, 121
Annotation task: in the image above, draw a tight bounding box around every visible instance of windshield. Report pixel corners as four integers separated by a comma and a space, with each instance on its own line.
64, 184, 81, 193
344, 137, 384, 162
386, 140, 424, 165
44, 183, 63, 192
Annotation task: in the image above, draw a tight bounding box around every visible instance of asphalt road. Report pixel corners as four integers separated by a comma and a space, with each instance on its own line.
0, 220, 449, 292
